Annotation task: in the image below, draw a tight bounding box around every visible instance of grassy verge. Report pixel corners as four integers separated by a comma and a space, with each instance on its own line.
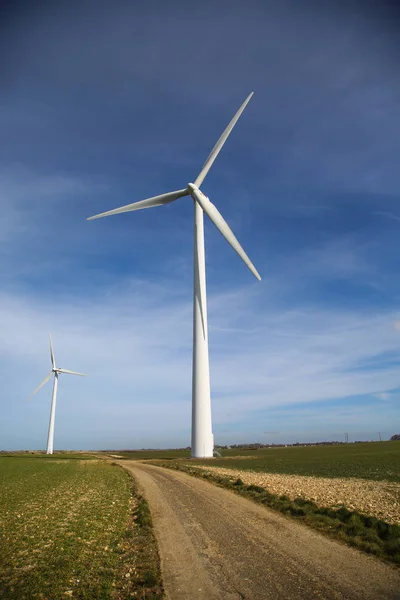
123, 470, 163, 598
0, 457, 163, 599
154, 461, 400, 566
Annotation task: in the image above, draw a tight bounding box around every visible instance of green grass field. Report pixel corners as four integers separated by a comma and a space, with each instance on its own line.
109, 449, 191, 461
0, 452, 97, 460
0, 457, 162, 599
201, 442, 400, 482
120, 442, 400, 482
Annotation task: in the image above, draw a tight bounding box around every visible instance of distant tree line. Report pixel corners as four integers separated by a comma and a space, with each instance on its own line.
216, 441, 348, 449
216, 436, 400, 449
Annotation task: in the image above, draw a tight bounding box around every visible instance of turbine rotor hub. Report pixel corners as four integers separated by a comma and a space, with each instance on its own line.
187, 182, 199, 195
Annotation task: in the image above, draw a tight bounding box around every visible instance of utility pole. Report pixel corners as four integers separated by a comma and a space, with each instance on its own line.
378, 432, 382, 442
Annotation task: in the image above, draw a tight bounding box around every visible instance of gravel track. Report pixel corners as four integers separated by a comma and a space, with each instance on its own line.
120, 461, 400, 600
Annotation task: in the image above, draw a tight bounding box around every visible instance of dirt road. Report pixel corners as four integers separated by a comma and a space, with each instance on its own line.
120, 461, 400, 600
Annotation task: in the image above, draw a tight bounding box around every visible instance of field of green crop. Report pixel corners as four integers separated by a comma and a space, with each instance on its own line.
192, 442, 400, 482
0, 457, 162, 599
0, 452, 96, 460
112, 449, 191, 461
129, 441, 400, 482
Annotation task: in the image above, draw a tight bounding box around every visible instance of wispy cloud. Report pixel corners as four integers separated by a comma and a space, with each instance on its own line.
1, 270, 399, 449
373, 211, 400, 223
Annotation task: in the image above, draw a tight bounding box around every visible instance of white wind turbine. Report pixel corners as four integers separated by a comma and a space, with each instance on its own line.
30, 334, 87, 455
87, 93, 260, 458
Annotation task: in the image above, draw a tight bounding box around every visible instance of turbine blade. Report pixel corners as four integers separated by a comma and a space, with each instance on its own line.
87, 189, 189, 221
58, 369, 87, 376
49, 333, 55, 369
194, 193, 261, 281
29, 372, 53, 398
194, 92, 254, 188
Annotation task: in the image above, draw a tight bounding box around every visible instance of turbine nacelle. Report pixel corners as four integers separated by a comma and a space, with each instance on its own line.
187, 183, 209, 204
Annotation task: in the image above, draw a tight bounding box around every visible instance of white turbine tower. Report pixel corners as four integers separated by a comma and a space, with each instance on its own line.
30, 334, 87, 455
87, 93, 260, 458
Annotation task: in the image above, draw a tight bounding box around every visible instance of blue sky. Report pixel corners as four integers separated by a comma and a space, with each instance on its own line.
1, 0, 400, 450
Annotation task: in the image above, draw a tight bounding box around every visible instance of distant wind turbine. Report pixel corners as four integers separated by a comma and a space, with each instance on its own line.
30, 334, 87, 455
87, 93, 260, 458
